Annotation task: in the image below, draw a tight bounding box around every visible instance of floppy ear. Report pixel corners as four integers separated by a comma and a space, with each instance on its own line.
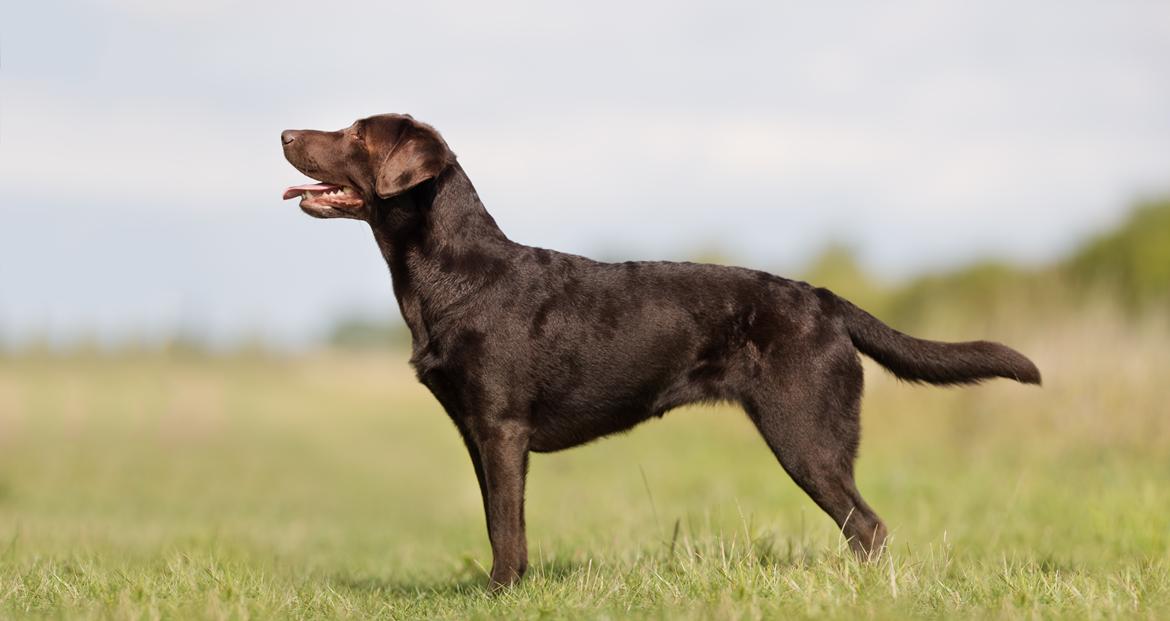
375, 121, 454, 199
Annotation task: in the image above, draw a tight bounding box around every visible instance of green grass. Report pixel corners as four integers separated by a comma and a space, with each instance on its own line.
1, 316, 1168, 619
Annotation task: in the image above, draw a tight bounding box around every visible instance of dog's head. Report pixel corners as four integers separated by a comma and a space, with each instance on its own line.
281, 114, 455, 220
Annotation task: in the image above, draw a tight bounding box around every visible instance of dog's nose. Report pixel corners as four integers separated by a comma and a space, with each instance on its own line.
281, 130, 298, 145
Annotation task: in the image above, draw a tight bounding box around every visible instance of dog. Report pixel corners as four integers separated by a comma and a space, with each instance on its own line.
281, 114, 1041, 589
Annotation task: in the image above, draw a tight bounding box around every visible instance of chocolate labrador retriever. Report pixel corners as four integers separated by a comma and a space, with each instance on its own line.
280, 114, 1040, 589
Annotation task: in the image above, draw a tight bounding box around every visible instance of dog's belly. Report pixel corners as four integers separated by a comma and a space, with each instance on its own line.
525, 372, 712, 453
523, 348, 729, 453
528, 404, 661, 453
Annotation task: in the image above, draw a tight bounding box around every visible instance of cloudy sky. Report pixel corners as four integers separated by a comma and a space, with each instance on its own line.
2, 0, 1169, 347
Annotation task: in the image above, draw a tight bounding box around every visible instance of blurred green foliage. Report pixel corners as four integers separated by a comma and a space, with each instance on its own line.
807, 197, 1170, 336
327, 314, 413, 350
1066, 198, 1170, 310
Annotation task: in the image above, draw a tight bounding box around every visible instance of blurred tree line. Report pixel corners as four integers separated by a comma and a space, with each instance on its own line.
328, 197, 1170, 349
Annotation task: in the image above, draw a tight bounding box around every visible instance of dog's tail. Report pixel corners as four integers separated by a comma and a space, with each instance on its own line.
836, 296, 1041, 386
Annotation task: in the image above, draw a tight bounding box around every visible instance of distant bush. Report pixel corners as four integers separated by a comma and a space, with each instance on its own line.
1065, 198, 1170, 311
327, 315, 412, 350
846, 197, 1170, 333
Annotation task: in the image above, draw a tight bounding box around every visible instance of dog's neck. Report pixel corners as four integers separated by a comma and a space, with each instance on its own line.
369, 162, 513, 353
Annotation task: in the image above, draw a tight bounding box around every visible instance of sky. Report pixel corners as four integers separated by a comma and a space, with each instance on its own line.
2, 0, 1169, 348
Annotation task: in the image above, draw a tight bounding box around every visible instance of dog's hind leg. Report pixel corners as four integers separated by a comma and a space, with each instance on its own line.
743, 350, 888, 559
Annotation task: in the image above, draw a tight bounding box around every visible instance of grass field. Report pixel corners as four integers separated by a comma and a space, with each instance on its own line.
1, 313, 1168, 619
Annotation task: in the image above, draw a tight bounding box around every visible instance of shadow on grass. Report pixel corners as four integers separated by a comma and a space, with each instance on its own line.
330, 573, 487, 599
326, 538, 836, 599
327, 557, 587, 598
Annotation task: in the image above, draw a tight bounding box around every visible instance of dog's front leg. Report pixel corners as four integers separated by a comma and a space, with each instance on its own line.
472, 420, 531, 590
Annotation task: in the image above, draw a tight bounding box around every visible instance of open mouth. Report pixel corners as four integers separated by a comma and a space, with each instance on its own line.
282, 183, 364, 211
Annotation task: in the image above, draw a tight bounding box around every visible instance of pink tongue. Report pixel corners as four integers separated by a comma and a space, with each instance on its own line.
283, 183, 340, 200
